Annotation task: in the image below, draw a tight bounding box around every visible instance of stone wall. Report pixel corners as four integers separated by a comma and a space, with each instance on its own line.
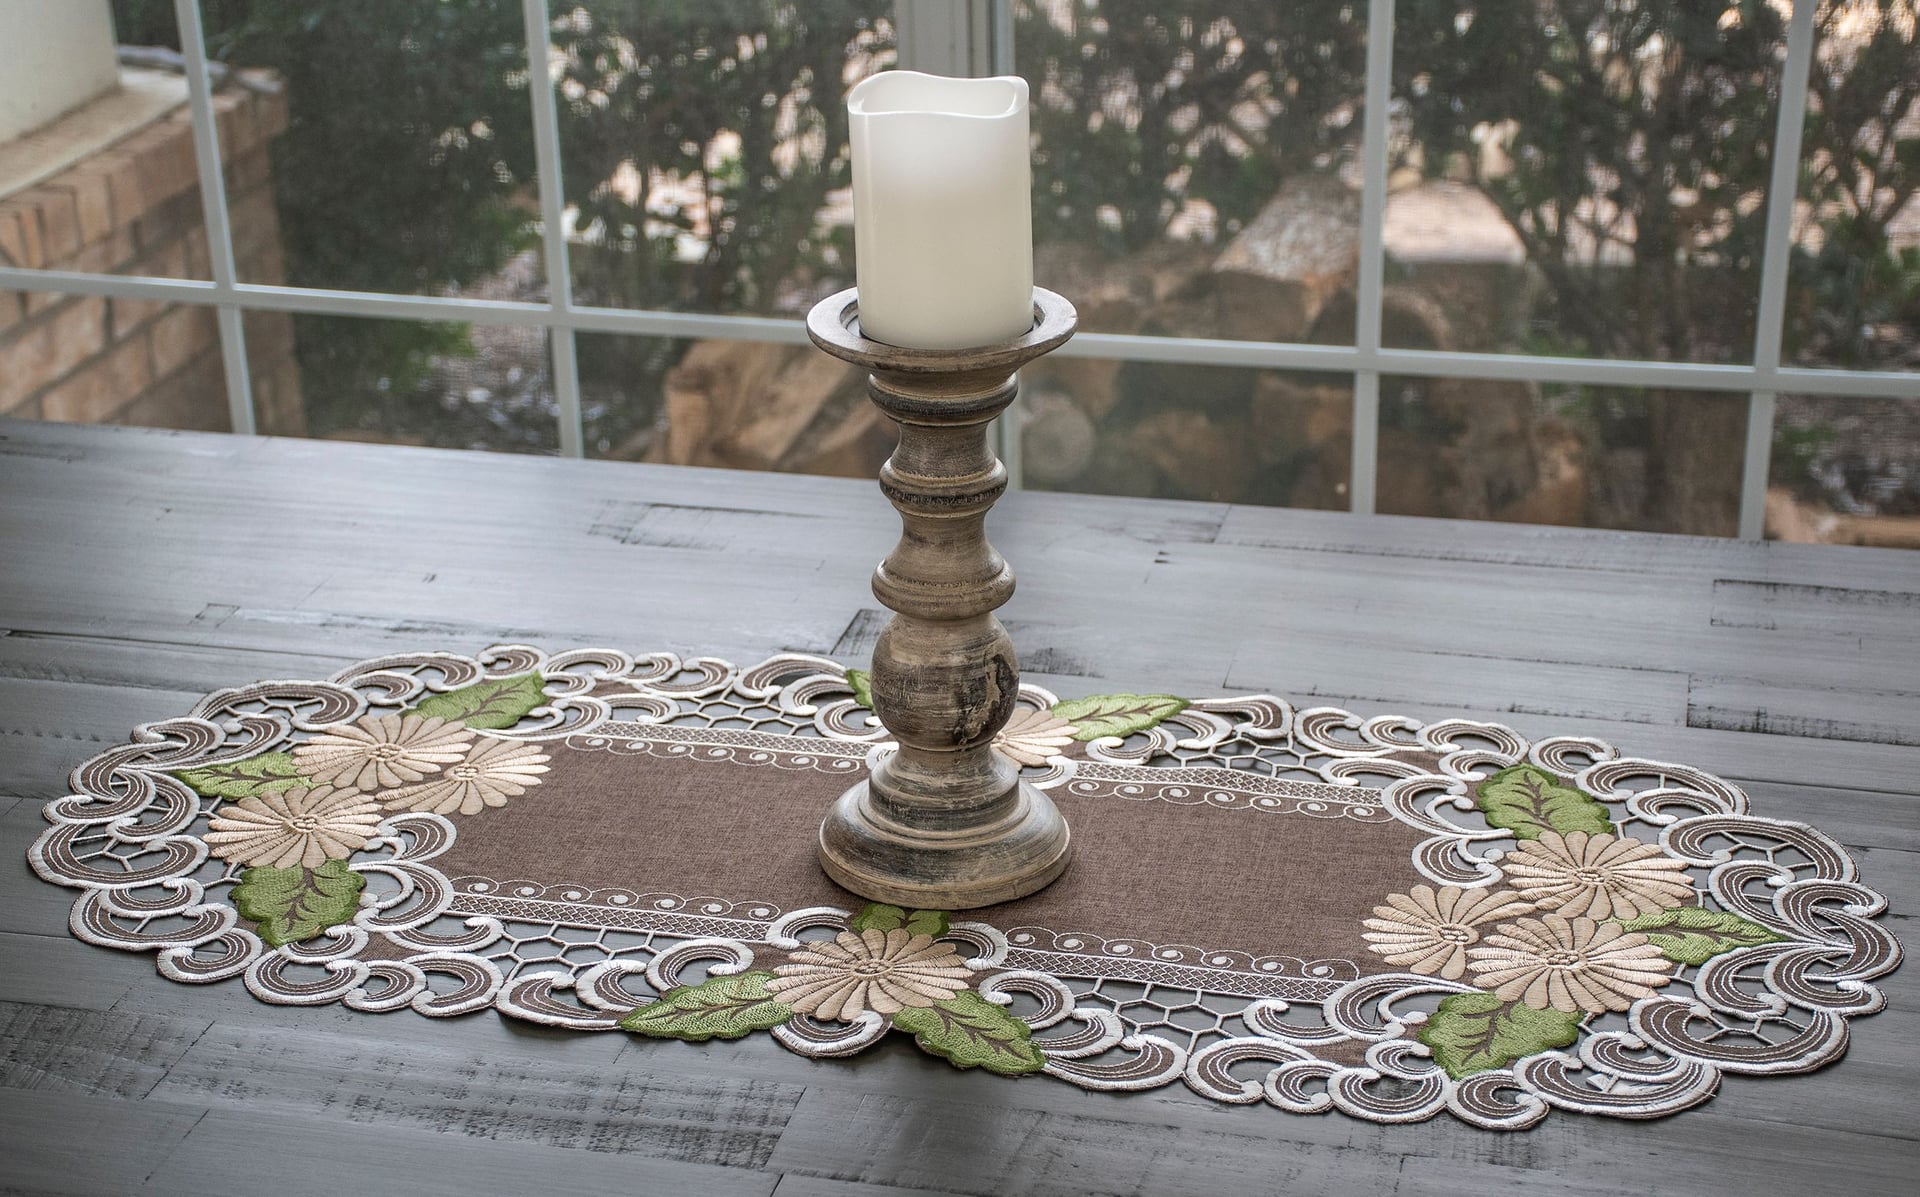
0, 77, 301, 433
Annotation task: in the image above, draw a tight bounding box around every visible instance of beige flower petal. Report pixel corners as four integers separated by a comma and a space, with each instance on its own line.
994, 707, 1079, 766
293, 714, 475, 793
768, 921, 976, 1021
1362, 885, 1534, 980
205, 785, 384, 870
1501, 831, 1695, 921
1466, 913, 1673, 1014
380, 736, 550, 817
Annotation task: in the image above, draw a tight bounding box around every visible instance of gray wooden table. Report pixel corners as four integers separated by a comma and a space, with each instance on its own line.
1, 417, 1913, 1196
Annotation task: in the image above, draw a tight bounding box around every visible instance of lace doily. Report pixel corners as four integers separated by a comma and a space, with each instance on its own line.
28, 645, 1900, 1129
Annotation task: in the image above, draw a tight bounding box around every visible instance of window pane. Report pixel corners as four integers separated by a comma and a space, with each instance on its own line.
1, 288, 234, 431
1019, 0, 1369, 343
1379, 376, 1748, 536
262, 312, 558, 454
1769, 394, 1920, 547
1391, 2, 1788, 363
558, 2, 894, 318
580, 331, 892, 476
1019, 355, 1355, 508
1784, 2, 1920, 371
3, 3, 213, 281
200, 0, 544, 298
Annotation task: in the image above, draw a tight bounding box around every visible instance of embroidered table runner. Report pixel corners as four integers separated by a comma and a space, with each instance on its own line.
30, 646, 1899, 1129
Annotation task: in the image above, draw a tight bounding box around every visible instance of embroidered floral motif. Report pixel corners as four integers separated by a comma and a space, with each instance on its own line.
204, 785, 385, 869
292, 713, 474, 792
767, 928, 974, 1021
1361, 885, 1534, 980
994, 707, 1079, 766
32, 645, 1901, 1128
1498, 830, 1696, 920
1465, 914, 1674, 1013
381, 736, 551, 815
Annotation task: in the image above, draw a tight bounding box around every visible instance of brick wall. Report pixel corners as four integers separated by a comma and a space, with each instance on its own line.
0, 79, 302, 433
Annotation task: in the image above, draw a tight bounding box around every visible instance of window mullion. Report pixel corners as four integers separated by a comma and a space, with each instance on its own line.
173, 0, 254, 435
1350, 0, 1397, 514
1741, 1, 1819, 539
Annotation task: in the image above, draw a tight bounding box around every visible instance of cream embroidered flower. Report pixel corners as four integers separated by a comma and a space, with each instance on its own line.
1499, 830, 1695, 920
767, 928, 975, 1021
292, 713, 474, 792
1361, 885, 1535, 980
380, 736, 551, 815
1466, 914, 1673, 1013
205, 785, 384, 870
994, 707, 1079, 767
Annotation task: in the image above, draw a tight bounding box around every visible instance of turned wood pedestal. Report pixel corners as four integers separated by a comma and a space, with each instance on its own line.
804, 288, 1078, 910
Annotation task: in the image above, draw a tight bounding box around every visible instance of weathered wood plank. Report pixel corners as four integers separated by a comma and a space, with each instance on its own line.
138, 1105, 782, 1197
144, 1019, 806, 1169
0, 932, 131, 1012
0, 1000, 210, 1099
0, 1088, 208, 1196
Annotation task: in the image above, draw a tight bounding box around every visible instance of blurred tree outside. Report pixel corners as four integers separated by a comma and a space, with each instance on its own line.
107, 1, 1917, 532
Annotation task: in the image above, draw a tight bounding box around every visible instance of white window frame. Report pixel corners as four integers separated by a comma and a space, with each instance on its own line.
2, 0, 1914, 538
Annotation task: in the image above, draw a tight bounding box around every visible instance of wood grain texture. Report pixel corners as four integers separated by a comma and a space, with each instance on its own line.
0, 417, 1915, 1196
808, 289, 1076, 909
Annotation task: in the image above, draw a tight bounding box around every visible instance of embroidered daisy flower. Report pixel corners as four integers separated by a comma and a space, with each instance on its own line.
1499, 830, 1695, 920
380, 737, 551, 816
205, 785, 384, 869
292, 713, 474, 792
1466, 914, 1674, 1013
767, 929, 974, 1021
995, 707, 1079, 767
1361, 885, 1535, 980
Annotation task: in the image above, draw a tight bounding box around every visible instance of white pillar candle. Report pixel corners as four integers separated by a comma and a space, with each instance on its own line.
848, 70, 1034, 349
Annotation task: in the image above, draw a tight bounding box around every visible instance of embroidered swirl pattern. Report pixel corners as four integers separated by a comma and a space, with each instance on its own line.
26, 644, 1899, 1128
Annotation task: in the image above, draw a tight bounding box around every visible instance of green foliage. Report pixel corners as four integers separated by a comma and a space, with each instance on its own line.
1017, 0, 1369, 251
1475, 764, 1615, 842
1416, 991, 1583, 1078
892, 991, 1047, 1075
849, 903, 905, 933
1614, 906, 1784, 965
1050, 693, 1188, 741
905, 909, 950, 939
408, 671, 547, 729
848, 904, 950, 938
619, 971, 795, 1041
173, 752, 305, 800
844, 668, 874, 710
232, 860, 366, 946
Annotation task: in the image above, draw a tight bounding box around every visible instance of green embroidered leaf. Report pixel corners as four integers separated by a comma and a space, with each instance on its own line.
231, 860, 365, 947
1475, 764, 1613, 841
1415, 992, 1583, 1078
172, 752, 305, 799
892, 990, 1047, 1075
850, 903, 906, 933
618, 971, 794, 1041
1050, 693, 1188, 741
905, 909, 950, 939
845, 668, 874, 710
850, 904, 949, 938
408, 671, 547, 730
1614, 906, 1785, 965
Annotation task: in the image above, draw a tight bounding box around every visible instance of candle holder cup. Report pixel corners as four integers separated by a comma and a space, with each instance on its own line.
806, 287, 1077, 910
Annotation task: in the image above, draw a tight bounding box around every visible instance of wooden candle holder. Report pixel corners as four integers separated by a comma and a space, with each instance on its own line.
805, 287, 1077, 910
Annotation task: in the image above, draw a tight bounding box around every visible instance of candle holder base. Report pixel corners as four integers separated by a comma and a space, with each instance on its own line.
819, 775, 1071, 910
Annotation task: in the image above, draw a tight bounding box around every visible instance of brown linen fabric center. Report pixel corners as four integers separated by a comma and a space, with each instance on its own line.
28, 645, 1903, 1131
440, 726, 1417, 993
